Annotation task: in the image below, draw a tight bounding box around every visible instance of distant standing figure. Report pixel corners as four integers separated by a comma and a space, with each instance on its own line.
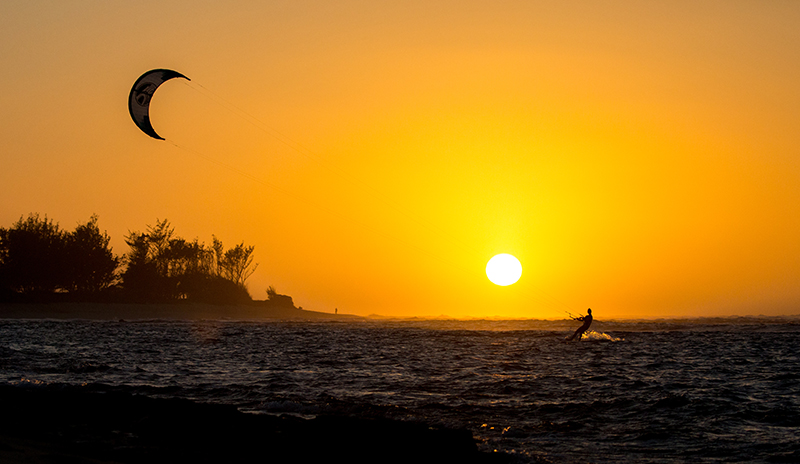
335, 308, 338, 315
567, 308, 593, 341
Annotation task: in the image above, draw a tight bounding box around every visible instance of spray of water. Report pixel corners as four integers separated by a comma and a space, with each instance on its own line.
583, 330, 624, 342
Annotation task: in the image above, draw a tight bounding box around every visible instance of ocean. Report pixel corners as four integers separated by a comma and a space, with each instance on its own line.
1, 317, 799, 463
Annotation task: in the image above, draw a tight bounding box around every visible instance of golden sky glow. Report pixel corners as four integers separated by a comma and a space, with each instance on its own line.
2, 1, 800, 318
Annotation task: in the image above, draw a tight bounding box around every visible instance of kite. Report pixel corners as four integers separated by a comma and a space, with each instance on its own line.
128, 69, 189, 140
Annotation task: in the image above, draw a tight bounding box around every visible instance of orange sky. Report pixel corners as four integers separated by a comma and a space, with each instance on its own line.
2, 1, 800, 318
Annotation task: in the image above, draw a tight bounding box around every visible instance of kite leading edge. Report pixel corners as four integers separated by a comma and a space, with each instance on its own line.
128, 69, 189, 140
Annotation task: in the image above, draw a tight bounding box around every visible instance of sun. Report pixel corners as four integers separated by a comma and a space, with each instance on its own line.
486, 254, 522, 286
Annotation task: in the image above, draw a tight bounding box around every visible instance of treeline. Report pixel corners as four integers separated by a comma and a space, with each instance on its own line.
0, 214, 259, 304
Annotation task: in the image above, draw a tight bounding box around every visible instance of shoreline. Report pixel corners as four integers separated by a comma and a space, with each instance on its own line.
0, 302, 362, 321
0, 384, 508, 464
5, 303, 796, 324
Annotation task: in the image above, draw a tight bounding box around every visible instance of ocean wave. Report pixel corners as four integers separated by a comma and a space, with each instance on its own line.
2, 319, 800, 463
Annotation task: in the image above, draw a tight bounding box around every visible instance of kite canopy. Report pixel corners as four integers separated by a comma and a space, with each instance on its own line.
128, 69, 189, 140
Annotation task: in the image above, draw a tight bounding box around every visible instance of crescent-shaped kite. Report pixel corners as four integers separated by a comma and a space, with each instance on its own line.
128, 69, 190, 140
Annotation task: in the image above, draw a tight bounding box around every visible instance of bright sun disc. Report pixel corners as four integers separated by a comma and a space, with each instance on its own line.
486, 254, 522, 286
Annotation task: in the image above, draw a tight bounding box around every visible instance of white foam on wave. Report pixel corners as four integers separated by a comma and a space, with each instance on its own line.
583, 330, 624, 342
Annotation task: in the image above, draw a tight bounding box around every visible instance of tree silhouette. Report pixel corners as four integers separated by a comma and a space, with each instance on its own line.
120, 227, 164, 301
0, 214, 257, 305
0, 214, 65, 293
220, 242, 258, 287
0, 214, 118, 298
121, 219, 253, 304
65, 216, 119, 294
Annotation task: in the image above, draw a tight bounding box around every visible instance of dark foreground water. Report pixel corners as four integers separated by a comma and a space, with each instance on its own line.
1, 317, 799, 463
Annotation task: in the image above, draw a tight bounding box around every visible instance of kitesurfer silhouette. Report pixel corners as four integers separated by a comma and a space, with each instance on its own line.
567, 308, 593, 341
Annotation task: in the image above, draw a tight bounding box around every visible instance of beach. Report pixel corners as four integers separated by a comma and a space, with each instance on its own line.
0, 302, 356, 322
